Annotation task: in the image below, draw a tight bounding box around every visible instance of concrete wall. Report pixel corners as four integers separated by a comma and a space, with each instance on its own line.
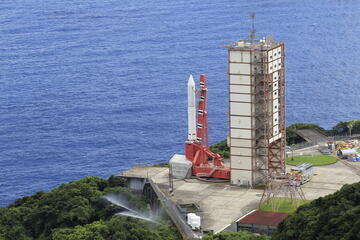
128, 178, 146, 193
228, 49, 254, 186
237, 222, 277, 235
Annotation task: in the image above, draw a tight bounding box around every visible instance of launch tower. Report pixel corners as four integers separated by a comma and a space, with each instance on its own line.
225, 36, 286, 186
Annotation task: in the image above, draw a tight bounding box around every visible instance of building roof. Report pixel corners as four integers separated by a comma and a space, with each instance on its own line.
295, 128, 327, 142
238, 210, 289, 226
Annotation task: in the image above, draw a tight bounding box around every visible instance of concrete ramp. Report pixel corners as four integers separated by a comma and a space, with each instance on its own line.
295, 129, 327, 143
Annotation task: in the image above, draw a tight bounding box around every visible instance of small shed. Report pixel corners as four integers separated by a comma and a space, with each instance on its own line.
169, 154, 192, 179
237, 210, 289, 235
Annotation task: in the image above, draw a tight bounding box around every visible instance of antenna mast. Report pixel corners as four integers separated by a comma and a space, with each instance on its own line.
250, 13, 256, 42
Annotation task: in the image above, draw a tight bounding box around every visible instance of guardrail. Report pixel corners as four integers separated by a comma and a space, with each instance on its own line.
148, 178, 200, 239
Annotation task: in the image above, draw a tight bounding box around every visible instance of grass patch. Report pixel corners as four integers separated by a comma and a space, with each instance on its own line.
254, 183, 266, 189
259, 198, 310, 213
152, 162, 169, 167
286, 155, 337, 166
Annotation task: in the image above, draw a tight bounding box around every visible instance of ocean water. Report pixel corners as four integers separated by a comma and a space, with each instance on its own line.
0, 0, 359, 206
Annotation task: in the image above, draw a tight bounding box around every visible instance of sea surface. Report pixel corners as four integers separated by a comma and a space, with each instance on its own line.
1, 0, 359, 206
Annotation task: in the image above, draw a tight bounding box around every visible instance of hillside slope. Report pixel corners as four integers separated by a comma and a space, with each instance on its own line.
0, 176, 180, 240
273, 182, 360, 240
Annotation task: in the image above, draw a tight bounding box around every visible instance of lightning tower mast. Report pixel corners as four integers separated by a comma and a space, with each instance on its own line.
250, 13, 256, 43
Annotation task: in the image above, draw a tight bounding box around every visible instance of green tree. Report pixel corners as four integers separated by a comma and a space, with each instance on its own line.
107, 175, 127, 188
51, 221, 108, 240
273, 182, 360, 240
347, 120, 360, 136
350, 120, 360, 135
331, 121, 349, 135
286, 123, 328, 145
210, 139, 230, 158
0, 176, 180, 240
0, 207, 32, 240
348, 120, 355, 136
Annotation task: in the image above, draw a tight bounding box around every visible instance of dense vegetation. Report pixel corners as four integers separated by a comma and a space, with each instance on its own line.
0, 176, 180, 240
210, 139, 230, 159
330, 120, 360, 136
287, 120, 360, 145
1, 158, 359, 240
286, 123, 328, 145
203, 231, 270, 240
273, 181, 360, 240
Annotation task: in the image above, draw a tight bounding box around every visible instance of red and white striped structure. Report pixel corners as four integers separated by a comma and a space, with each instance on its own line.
185, 74, 230, 179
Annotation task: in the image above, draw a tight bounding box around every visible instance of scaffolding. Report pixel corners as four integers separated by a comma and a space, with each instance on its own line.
259, 174, 306, 211
226, 37, 286, 186
255, 42, 286, 179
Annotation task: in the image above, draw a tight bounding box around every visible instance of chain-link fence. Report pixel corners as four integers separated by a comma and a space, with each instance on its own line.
288, 134, 360, 151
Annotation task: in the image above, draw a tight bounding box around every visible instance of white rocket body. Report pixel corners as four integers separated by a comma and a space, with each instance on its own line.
187, 75, 197, 141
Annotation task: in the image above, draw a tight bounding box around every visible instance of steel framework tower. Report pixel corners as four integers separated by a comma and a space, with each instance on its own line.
225, 36, 286, 187
185, 74, 230, 179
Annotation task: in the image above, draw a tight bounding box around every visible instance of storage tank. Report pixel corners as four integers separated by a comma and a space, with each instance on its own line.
338, 149, 357, 159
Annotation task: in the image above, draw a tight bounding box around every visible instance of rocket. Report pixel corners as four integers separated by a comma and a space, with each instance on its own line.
187, 75, 197, 142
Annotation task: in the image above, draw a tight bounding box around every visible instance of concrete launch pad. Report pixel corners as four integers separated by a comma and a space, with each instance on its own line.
117, 161, 360, 236
154, 173, 262, 233
118, 166, 262, 234
302, 161, 360, 200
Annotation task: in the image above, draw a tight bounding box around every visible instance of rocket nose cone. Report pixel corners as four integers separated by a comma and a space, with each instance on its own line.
188, 74, 195, 86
